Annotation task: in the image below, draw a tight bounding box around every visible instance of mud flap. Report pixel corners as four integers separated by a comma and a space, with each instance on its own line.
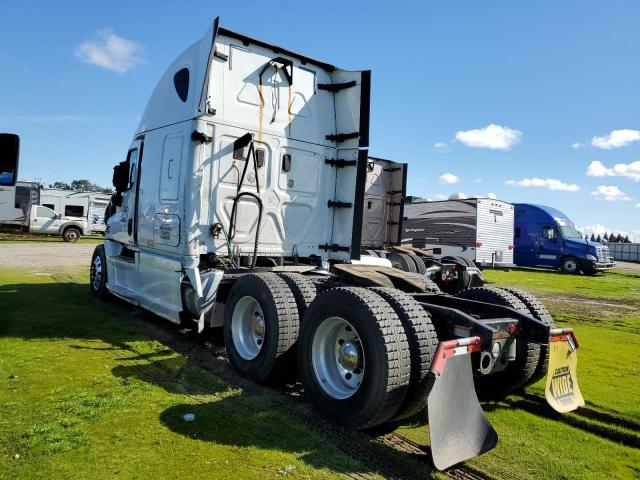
428, 337, 498, 470
545, 328, 584, 413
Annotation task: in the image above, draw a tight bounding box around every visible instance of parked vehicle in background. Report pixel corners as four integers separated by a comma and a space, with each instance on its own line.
514, 203, 614, 274
402, 196, 515, 268
360, 158, 483, 292
27, 204, 89, 241
0, 179, 92, 242
0, 180, 40, 229
40, 188, 112, 233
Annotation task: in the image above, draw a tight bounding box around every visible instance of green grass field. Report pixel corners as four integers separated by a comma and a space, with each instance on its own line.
0, 232, 104, 243
1, 265, 638, 479
0, 269, 370, 479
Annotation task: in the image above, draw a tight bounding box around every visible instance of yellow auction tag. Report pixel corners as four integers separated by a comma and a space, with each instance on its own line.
545, 340, 584, 413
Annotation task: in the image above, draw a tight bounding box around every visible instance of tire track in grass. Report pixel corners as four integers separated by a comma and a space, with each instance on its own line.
86, 293, 490, 480
504, 395, 640, 448
52, 272, 492, 479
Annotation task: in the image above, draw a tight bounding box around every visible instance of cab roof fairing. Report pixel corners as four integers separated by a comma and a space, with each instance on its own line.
135, 17, 346, 137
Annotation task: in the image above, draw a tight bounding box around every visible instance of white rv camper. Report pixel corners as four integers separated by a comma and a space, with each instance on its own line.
0, 182, 90, 241
40, 188, 112, 233
402, 197, 515, 268
0, 181, 40, 229
82, 20, 583, 470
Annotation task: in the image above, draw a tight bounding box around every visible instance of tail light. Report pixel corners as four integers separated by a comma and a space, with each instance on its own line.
508, 244, 514, 250
475, 241, 483, 247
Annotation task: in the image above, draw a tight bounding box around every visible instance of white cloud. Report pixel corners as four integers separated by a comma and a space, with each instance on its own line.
578, 225, 640, 242
586, 160, 640, 181
505, 177, 580, 192
571, 142, 584, 149
636, 203, 640, 208
433, 142, 448, 152
438, 173, 459, 184
578, 224, 607, 238
590, 185, 632, 201
455, 124, 521, 150
75, 29, 145, 73
591, 129, 640, 149
473, 178, 483, 184
487, 192, 497, 199
435, 193, 447, 200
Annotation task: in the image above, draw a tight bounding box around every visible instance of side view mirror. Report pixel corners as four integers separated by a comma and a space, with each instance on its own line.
56, 214, 63, 220
0, 133, 20, 187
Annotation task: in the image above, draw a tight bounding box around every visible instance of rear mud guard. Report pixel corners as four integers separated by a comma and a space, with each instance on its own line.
545, 328, 584, 413
427, 337, 498, 470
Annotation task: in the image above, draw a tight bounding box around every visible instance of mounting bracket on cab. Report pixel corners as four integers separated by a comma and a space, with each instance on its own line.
191, 131, 212, 143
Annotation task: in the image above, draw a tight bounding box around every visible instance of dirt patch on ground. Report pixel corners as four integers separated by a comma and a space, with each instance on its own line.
614, 261, 640, 274
0, 243, 95, 269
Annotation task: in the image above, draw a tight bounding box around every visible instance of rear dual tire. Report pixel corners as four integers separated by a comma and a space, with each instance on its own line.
223, 273, 299, 384
298, 287, 411, 429
500, 287, 555, 386
455, 286, 540, 395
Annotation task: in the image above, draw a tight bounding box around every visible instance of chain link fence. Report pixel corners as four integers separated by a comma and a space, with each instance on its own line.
607, 243, 640, 263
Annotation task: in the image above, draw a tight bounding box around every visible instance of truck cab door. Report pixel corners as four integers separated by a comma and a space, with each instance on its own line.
110, 143, 142, 246
29, 205, 62, 234
535, 225, 561, 267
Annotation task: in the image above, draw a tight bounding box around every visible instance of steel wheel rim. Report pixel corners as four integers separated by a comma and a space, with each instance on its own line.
231, 296, 266, 360
92, 256, 102, 290
68, 230, 79, 241
311, 316, 365, 399
564, 259, 577, 272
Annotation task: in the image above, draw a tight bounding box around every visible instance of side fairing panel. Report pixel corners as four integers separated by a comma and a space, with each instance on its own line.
361, 157, 406, 248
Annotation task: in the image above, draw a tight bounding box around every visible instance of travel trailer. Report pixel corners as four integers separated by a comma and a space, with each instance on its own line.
0, 182, 92, 242
40, 188, 112, 233
402, 197, 515, 268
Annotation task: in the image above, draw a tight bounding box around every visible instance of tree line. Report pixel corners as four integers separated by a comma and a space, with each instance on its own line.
49, 180, 113, 194
585, 232, 632, 243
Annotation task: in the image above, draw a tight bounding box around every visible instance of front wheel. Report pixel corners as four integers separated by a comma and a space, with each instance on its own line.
62, 227, 81, 242
560, 256, 581, 274
90, 245, 109, 299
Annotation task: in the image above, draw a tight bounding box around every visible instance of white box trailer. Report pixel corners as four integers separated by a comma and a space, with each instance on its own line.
60, 19, 583, 470
0, 181, 40, 228
40, 188, 112, 233
402, 197, 515, 268
0, 182, 91, 241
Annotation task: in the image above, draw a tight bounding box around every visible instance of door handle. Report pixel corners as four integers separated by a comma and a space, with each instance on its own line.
127, 218, 133, 235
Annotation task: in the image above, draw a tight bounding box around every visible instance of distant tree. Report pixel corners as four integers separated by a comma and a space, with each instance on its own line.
70, 179, 95, 192
590, 233, 596, 241
596, 234, 602, 242
603, 232, 609, 242
50, 181, 71, 190
624, 235, 631, 243
616, 233, 624, 243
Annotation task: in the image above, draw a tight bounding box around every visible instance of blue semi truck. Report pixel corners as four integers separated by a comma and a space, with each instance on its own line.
513, 203, 615, 275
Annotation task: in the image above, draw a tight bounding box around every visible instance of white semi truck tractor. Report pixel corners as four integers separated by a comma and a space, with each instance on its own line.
83, 19, 584, 470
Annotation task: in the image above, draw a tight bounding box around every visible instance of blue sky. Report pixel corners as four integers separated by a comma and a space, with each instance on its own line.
1, 1, 639, 238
